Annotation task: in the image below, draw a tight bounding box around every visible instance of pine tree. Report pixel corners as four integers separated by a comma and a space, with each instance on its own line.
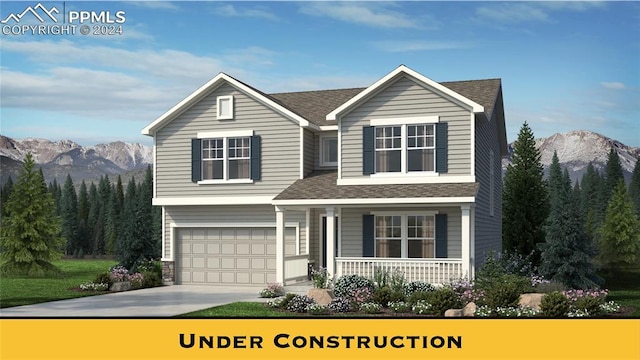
118, 177, 142, 268
87, 182, 100, 255
1, 176, 14, 225
94, 175, 111, 255
105, 187, 119, 255
603, 148, 624, 208
138, 166, 160, 259
76, 181, 89, 257
502, 122, 549, 264
539, 158, 599, 289
580, 163, 604, 240
598, 180, 640, 270
48, 178, 62, 217
629, 159, 640, 216
0, 153, 64, 276
60, 174, 78, 255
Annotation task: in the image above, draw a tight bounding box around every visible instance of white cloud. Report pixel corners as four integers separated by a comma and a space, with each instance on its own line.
213, 4, 278, 21
475, 1, 606, 24
601, 82, 626, 90
372, 40, 471, 52
299, 2, 420, 29
128, 2, 180, 11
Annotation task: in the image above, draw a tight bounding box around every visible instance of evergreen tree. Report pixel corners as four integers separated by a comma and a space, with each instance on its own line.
87, 182, 100, 255
138, 166, 160, 259
502, 122, 549, 264
48, 178, 62, 216
629, 159, 640, 216
1, 176, 14, 225
118, 177, 142, 268
105, 187, 120, 254
76, 181, 89, 256
598, 180, 640, 270
580, 163, 604, 240
572, 179, 582, 218
602, 148, 624, 209
94, 175, 111, 255
60, 174, 78, 255
539, 158, 599, 289
0, 153, 64, 276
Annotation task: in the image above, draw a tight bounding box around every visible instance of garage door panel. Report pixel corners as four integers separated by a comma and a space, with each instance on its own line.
176, 227, 288, 286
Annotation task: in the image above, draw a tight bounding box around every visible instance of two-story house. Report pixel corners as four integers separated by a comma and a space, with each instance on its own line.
142, 65, 507, 286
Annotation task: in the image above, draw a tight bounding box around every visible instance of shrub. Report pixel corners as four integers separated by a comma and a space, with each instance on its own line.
328, 297, 351, 313
407, 291, 432, 306
359, 302, 382, 314
267, 293, 296, 309
333, 275, 374, 298
412, 300, 432, 315
93, 272, 113, 288
483, 274, 532, 308
311, 267, 331, 289
128, 273, 144, 289
109, 265, 130, 282
425, 287, 461, 316
372, 286, 405, 307
494, 307, 540, 317
259, 283, 285, 298
573, 296, 603, 316
286, 295, 315, 313
540, 291, 571, 317
79, 282, 109, 291
307, 304, 329, 315
373, 267, 389, 288
535, 280, 565, 293
348, 286, 373, 310
389, 301, 411, 313
403, 281, 435, 297
449, 278, 484, 304
600, 301, 621, 314
134, 258, 162, 276
389, 269, 407, 293
141, 271, 162, 288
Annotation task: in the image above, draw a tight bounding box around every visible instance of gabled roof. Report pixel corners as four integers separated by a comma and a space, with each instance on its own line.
141, 72, 311, 136
326, 65, 485, 121
270, 88, 363, 127
273, 170, 479, 205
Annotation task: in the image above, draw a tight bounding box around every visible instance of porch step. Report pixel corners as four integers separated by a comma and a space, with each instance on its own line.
284, 280, 313, 295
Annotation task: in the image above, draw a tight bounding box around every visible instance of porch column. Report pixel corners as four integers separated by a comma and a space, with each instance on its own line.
275, 206, 286, 284
461, 204, 471, 279
469, 205, 476, 279
325, 207, 336, 277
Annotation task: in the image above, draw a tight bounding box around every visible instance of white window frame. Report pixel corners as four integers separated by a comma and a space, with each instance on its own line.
369, 116, 439, 176
372, 212, 438, 258
217, 95, 234, 120
197, 130, 253, 184
320, 135, 338, 167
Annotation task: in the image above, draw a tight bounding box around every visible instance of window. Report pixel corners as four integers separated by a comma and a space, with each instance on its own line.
192, 130, 260, 183
321, 136, 338, 166
375, 126, 401, 172
217, 96, 234, 120
407, 125, 435, 172
374, 214, 436, 258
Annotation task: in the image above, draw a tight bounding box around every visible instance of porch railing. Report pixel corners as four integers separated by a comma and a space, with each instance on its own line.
284, 255, 309, 283
335, 257, 464, 284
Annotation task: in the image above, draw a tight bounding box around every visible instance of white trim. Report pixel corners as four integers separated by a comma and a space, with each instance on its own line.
142, 72, 309, 136
276, 208, 285, 284
338, 118, 343, 179
370, 116, 439, 126
161, 223, 176, 262
197, 179, 253, 185
319, 134, 338, 167
319, 125, 338, 131
371, 213, 437, 258
336, 175, 476, 185
197, 130, 253, 139
305, 209, 310, 256
160, 207, 166, 260
371, 210, 439, 216
299, 127, 304, 179
326, 65, 484, 121
170, 221, 299, 228
461, 204, 471, 278
470, 112, 476, 178
153, 136, 157, 198
273, 197, 476, 206
216, 95, 234, 120
153, 196, 273, 206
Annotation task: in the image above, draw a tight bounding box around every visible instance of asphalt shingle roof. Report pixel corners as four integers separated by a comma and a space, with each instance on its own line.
273, 170, 479, 202
267, 78, 501, 127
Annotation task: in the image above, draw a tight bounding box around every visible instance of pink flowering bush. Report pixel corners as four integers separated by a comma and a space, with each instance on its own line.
562, 289, 608, 302
128, 273, 145, 289
109, 265, 130, 282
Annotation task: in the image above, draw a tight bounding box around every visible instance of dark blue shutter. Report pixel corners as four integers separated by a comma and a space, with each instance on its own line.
362, 214, 374, 257
435, 214, 448, 258
191, 138, 201, 182
435, 122, 448, 173
250, 135, 261, 180
362, 126, 375, 175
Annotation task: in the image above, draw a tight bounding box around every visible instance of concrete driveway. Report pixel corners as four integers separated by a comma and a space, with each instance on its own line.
0, 285, 266, 317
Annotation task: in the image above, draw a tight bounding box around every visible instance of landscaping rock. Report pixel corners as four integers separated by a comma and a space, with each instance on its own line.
444, 309, 463, 317
463, 302, 477, 317
519, 293, 545, 311
307, 288, 334, 305
110, 281, 131, 292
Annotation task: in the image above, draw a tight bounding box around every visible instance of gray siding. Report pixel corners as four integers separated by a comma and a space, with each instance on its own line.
164, 205, 307, 259
155, 83, 300, 197
303, 129, 314, 176
339, 207, 462, 258
341, 75, 473, 178
473, 110, 503, 270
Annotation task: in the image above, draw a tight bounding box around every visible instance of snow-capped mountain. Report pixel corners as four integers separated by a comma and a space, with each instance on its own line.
503, 130, 639, 182
0, 135, 152, 184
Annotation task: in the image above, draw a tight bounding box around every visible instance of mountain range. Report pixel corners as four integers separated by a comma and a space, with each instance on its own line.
0, 130, 638, 186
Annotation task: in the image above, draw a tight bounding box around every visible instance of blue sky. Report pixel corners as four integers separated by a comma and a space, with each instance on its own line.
1, 1, 638, 147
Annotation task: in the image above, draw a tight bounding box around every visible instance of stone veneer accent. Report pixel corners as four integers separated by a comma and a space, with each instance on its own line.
162, 261, 175, 285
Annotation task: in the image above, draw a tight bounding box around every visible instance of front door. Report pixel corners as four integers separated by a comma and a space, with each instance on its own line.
321, 216, 339, 268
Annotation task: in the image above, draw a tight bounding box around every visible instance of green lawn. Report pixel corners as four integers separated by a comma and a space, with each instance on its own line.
600, 267, 640, 317
179, 302, 292, 317
0, 259, 118, 308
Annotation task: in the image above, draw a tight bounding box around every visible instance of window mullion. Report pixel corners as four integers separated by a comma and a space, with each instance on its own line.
401, 125, 407, 173
401, 214, 407, 258
223, 137, 228, 181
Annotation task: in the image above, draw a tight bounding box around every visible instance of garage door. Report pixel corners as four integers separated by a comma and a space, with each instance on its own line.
176, 227, 296, 285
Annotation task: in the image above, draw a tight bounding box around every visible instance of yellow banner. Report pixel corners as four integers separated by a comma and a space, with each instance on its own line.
1, 319, 639, 360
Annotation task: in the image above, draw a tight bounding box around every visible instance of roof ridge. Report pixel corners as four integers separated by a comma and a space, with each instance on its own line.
269, 87, 366, 96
